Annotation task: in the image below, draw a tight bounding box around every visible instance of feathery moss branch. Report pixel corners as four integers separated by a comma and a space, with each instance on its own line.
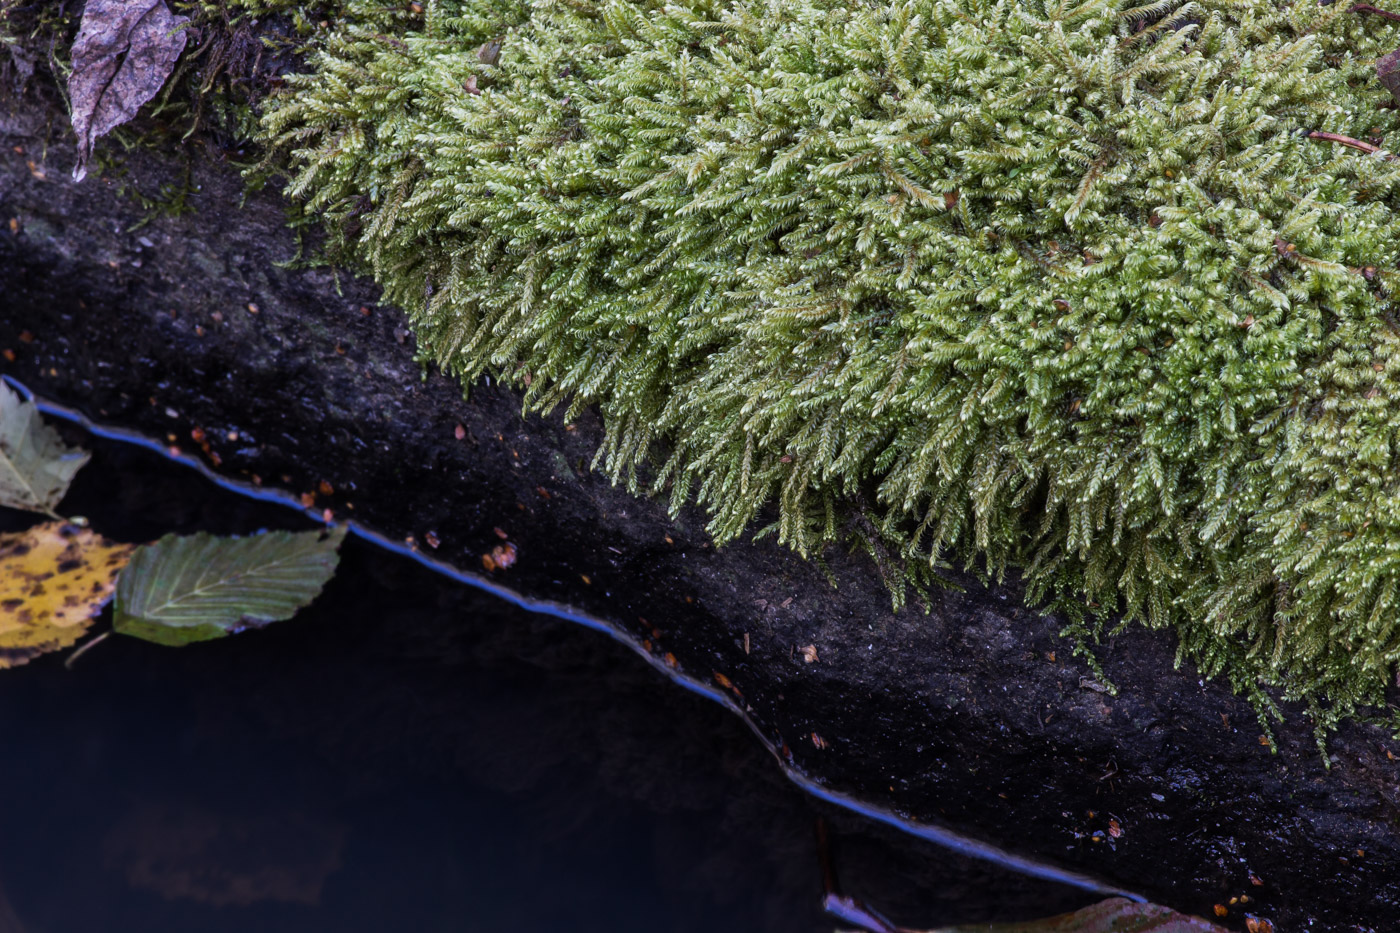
257, 0, 1400, 735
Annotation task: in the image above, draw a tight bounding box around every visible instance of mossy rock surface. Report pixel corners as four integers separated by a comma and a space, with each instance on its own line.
16, 8, 1400, 923
256, 0, 1400, 727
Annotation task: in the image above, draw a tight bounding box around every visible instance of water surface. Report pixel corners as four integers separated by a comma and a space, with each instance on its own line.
0, 431, 1097, 932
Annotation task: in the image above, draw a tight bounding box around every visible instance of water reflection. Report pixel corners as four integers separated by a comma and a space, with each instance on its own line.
0, 435, 1096, 932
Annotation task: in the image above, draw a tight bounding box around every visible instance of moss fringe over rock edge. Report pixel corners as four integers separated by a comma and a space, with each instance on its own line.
261, 0, 1400, 737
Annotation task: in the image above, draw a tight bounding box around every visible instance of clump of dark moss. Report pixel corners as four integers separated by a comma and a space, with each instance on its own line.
256, 0, 1400, 735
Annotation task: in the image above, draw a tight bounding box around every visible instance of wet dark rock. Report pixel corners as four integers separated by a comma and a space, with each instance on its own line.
2, 76, 1400, 933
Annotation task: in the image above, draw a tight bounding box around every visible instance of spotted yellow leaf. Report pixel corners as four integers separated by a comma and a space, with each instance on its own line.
0, 521, 135, 668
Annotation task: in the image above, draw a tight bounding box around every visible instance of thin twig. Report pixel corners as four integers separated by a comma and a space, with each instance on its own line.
1307, 130, 1398, 160
1352, 3, 1400, 23
64, 630, 110, 670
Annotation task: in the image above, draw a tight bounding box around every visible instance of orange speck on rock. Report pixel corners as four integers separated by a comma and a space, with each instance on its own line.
493, 527, 508, 540
1214, 905, 1228, 918
486, 542, 517, 570
300, 493, 316, 508
318, 480, 335, 497
663, 652, 678, 668
425, 531, 441, 549
18, 331, 34, 344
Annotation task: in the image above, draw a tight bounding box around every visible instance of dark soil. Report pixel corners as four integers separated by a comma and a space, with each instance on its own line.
4, 58, 1400, 933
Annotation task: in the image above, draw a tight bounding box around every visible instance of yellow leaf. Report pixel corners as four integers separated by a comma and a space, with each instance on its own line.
0, 522, 134, 668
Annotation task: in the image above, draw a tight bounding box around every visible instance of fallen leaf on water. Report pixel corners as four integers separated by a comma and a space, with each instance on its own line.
113, 526, 346, 646
0, 382, 91, 517
68, 0, 190, 181
0, 522, 134, 668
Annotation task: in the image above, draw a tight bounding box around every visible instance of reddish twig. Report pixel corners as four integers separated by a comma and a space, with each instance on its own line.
1351, 2, 1400, 23
1307, 130, 1398, 160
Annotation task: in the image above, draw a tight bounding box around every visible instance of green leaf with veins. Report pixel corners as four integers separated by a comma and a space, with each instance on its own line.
114, 527, 347, 646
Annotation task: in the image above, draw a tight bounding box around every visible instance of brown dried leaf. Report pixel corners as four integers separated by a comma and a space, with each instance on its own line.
1379, 47, 1400, 105
68, 0, 190, 181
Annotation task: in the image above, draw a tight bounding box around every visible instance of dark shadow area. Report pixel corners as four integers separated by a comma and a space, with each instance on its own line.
0, 431, 1096, 933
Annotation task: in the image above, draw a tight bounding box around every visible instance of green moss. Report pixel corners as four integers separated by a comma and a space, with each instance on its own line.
258, 0, 1400, 731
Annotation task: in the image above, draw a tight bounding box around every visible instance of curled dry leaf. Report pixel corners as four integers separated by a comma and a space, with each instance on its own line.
0, 382, 90, 517
0, 522, 135, 669
68, 0, 190, 181
477, 38, 502, 65
1380, 47, 1400, 105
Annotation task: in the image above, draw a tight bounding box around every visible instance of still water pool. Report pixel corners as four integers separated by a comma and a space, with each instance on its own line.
0, 427, 1097, 933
